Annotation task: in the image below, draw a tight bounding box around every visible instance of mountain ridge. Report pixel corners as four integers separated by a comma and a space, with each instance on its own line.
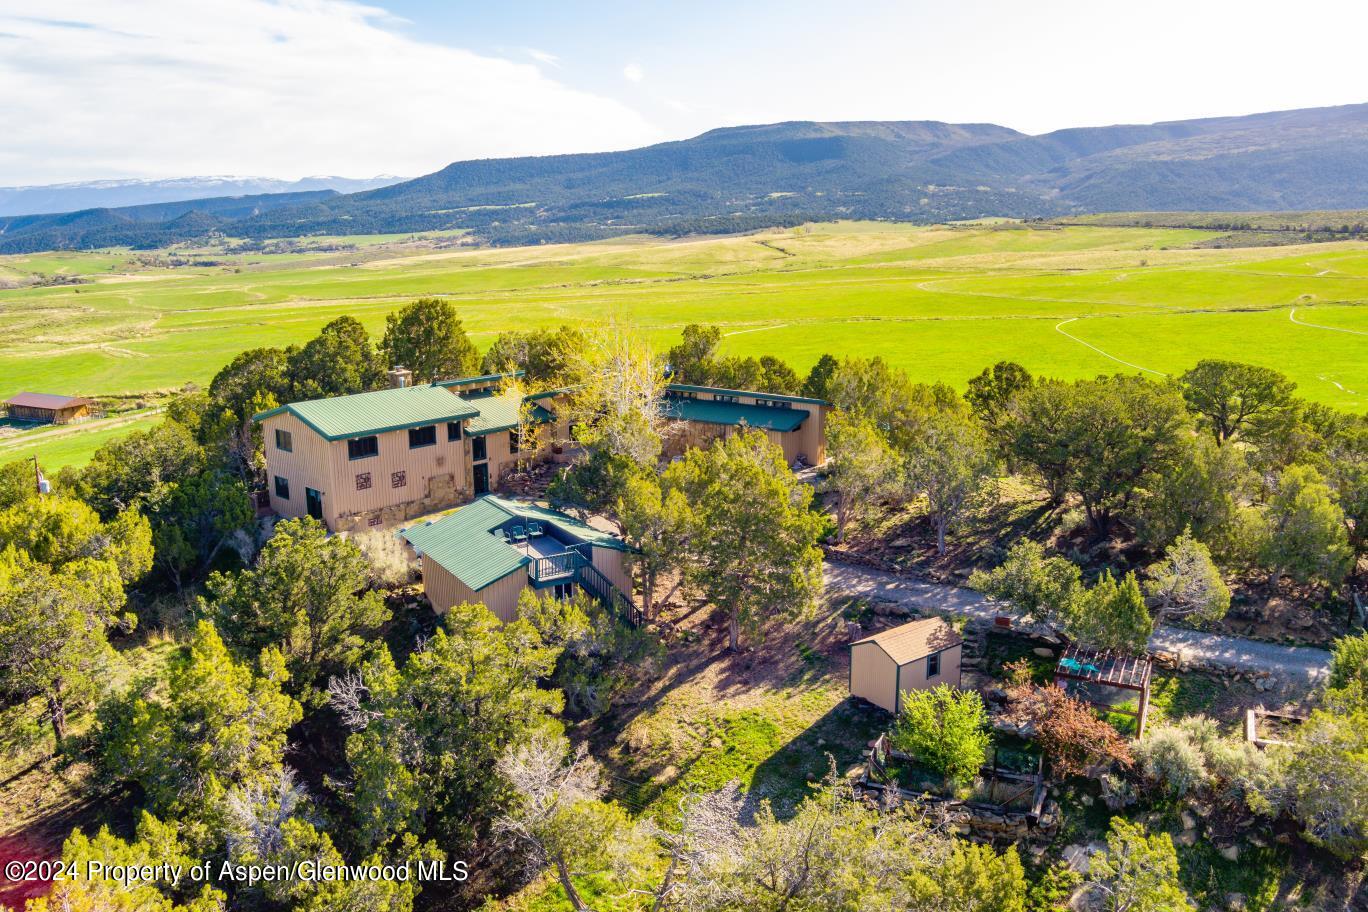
4, 103, 1367, 253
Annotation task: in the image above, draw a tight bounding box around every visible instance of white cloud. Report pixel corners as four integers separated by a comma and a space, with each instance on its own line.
525, 47, 559, 67
0, 1, 661, 183
622, 62, 645, 83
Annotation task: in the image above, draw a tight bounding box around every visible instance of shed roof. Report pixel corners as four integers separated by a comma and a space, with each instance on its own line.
399, 495, 627, 591
253, 385, 478, 440
852, 617, 962, 665
665, 383, 828, 406
662, 396, 810, 432
6, 392, 93, 410
460, 389, 556, 437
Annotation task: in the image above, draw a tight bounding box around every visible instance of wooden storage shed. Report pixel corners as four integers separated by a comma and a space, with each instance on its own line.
5, 392, 94, 425
849, 617, 963, 714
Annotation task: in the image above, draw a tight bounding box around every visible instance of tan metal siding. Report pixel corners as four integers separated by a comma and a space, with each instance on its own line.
422, 560, 529, 623
261, 411, 334, 523
850, 642, 898, 713
591, 546, 632, 596
894, 644, 963, 710
329, 425, 468, 522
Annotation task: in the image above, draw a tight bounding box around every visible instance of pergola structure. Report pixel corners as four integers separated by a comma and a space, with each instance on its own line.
1053, 644, 1154, 737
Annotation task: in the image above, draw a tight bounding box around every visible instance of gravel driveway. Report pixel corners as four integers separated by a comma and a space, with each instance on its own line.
824, 560, 1332, 684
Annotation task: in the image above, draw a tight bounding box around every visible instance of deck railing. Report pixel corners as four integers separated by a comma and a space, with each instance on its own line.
529, 550, 585, 581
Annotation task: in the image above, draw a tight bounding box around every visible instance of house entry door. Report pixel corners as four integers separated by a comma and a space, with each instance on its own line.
473, 464, 490, 495
305, 487, 324, 520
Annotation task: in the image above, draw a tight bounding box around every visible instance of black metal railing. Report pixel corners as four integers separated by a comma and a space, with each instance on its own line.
575, 562, 643, 627
530, 550, 585, 581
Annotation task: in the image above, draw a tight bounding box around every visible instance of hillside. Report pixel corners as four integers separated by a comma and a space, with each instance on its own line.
6, 103, 1368, 252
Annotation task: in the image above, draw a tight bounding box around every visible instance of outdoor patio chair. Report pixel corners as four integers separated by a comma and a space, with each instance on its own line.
526, 521, 544, 536
509, 524, 527, 541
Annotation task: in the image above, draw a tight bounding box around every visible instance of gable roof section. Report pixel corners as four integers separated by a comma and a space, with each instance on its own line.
253, 385, 478, 440
460, 389, 556, 437
662, 396, 810, 432
399, 495, 628, 591
7, 392, 93, 410
852, 617, 962, 665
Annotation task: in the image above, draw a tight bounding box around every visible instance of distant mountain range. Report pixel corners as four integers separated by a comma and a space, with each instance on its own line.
0, 175, 404, 217
4, 103, 1368, 253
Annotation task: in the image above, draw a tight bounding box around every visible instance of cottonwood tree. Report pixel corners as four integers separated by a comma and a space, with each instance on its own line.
333, 604, 564, 851
564, 322, 671, 465
0, 548, 124, 744
1260, 464, 1353, 592
1084, 818, 1195, 912
1143, 532, 1230, 628
617, 473, 690, 620
903, 409, 996, 554
665, 429, 824, 650
825, 412, 900, 542
891, 684, 991, 786
98, 621, 302, 836
207, 517, 390, 699
1179, 359, 1295, 445
380, 297, 480, 382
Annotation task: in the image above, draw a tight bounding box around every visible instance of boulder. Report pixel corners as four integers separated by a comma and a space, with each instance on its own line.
1219, 844, 1240, 862
1174, 829, 1198, 846
1033, 647, 1055, 658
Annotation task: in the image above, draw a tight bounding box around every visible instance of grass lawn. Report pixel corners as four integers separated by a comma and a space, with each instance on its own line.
0, 411, 162, 470
2, 222, 1366, 414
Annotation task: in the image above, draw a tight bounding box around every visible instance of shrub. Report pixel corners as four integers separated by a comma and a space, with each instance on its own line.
1134, 718, 1215, 797
890, 684, 991, 785
351, 528, 416, 589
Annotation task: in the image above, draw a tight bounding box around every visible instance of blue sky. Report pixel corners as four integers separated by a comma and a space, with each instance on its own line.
3, 0, 1366, 184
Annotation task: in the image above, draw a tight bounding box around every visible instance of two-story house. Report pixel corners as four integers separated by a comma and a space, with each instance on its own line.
255, 371, 829, 532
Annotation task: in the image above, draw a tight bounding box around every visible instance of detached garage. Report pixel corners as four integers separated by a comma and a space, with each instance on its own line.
849, 617, 963, 714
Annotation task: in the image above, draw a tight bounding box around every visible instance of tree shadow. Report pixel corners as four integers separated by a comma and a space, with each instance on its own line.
747, 698, 887, 818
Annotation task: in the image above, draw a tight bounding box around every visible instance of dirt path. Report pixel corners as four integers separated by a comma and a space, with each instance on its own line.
823, 560, 1332, 683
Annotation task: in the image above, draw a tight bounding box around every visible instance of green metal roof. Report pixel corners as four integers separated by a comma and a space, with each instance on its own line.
662, 396, 810, 432
435, 370, 525, 388
665, 383, 828, 406
399, 495, 627, 591
462, 389, 556, 437
254, 385, 478, 441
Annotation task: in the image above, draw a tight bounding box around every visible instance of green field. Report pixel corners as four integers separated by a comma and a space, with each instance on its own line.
3, 221, 1366, 468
